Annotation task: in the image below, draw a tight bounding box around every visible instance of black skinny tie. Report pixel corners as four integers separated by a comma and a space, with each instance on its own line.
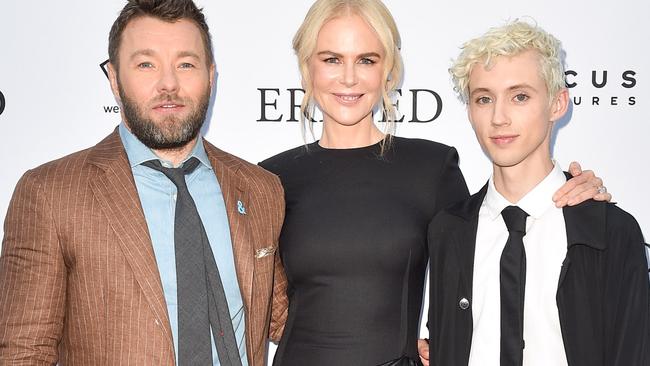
499, 205, 529, 366
143, 157, 242, 366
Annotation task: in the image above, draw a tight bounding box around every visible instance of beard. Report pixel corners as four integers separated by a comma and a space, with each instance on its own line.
118, 81, 211, 150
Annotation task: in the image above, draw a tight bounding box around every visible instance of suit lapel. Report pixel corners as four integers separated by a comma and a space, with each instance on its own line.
445, 183, 487, 362
87, 130, 173, 345
204, 141, 256, 362
447, 183, 488, 296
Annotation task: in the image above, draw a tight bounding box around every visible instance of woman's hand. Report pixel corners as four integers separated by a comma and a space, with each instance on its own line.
553, 162, 612, 207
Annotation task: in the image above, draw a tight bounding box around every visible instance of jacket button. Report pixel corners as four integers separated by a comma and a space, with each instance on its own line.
459, 298, 470, 310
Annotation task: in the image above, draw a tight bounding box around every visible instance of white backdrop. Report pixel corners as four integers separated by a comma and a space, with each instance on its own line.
2, 1, 648, 363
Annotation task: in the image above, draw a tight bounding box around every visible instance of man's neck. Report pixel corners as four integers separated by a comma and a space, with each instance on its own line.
152, 137, 199, 167
493, 156, 554, 204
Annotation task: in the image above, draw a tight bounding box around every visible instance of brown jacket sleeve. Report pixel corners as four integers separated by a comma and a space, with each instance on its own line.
268, 174, 288, 343
0, 170, 66, 365
269, 253, 288, 342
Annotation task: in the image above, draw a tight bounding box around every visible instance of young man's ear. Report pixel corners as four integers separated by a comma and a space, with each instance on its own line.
550, 88, 569, 122
107, 62, 121, 104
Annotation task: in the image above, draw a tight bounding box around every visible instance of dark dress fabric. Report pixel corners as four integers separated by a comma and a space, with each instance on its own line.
260, 137, 469, 366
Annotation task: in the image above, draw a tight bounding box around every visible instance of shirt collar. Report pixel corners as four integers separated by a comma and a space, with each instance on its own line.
118, 122, 212, 170
483, 162, 567, 221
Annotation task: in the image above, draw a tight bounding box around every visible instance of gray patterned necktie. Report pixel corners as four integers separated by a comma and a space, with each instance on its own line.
143, 157, 242, 366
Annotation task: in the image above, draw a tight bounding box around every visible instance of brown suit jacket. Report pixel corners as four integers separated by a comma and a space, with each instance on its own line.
0, 130, 289, 365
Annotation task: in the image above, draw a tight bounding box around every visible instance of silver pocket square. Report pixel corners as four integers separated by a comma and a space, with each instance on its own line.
255, 246, 276, 259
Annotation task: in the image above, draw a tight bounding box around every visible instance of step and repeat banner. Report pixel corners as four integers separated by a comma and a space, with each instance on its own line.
2, 0, 648, 362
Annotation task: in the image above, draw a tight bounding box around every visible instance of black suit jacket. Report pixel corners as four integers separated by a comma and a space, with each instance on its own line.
427, 183, 650, 366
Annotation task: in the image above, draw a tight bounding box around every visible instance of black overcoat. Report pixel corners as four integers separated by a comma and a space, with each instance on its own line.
427, 182, 649, 366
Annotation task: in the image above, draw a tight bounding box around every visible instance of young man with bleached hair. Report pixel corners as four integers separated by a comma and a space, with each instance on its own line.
425, 20, 649, 366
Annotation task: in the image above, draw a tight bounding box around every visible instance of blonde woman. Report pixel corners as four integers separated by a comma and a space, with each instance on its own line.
260, 1, 609, 365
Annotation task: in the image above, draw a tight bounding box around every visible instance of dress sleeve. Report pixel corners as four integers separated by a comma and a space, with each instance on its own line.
433, 146, 470, 215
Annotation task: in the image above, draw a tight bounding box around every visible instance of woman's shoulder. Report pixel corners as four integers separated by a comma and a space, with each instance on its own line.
259, 143, 313, 175
390, 136, 457, 158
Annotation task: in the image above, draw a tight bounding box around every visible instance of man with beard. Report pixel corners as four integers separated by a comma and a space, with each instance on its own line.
0, 1, 287, 365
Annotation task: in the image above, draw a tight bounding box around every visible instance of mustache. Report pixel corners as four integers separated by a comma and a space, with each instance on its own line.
150, 93, 187, 106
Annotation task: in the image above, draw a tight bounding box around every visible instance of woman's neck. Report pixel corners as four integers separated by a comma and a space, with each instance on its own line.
319, 119, 384, 149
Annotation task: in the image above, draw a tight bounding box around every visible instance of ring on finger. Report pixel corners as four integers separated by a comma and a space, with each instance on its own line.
596, 186, 607, 195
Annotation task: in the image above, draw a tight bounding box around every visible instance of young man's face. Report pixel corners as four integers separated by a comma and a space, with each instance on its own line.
108, 16, 215, 150
467, 49, 567, 172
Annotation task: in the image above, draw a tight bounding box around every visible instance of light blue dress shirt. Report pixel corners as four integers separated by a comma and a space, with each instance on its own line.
119, 123, 248, 366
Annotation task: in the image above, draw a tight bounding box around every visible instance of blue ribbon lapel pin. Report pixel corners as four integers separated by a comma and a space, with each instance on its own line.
237, 200, 246, 215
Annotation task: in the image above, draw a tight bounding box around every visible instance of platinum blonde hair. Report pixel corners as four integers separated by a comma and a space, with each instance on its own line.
293, 0, 403, 146
450, 19, 566, 104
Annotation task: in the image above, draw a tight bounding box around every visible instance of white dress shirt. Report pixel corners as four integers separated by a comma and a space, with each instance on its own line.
468, 163, 569, 366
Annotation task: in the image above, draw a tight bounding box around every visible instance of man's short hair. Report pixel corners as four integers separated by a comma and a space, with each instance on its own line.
450, 19, 565, 104
108, 0, 214, 70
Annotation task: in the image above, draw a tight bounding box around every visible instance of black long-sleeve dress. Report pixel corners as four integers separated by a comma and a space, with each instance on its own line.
260, 137, 469, 366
